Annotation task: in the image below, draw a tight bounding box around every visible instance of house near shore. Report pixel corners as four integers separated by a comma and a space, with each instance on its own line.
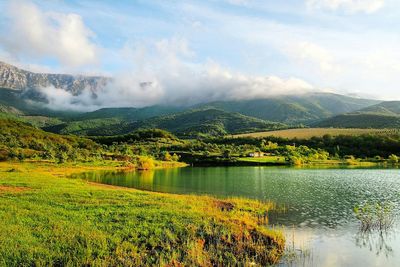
247, 152, 265, 157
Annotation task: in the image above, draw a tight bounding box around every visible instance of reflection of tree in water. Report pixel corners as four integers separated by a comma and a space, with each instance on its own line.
354, 202, 397, 258
355, 230, 395, 257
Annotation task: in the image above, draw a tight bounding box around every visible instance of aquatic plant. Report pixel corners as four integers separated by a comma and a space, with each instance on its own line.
354, 202, 395, 232
279, 226, 313, 266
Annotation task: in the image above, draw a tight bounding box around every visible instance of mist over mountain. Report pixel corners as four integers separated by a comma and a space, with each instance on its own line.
0, 60, 395, 135
0, 61, 320, 111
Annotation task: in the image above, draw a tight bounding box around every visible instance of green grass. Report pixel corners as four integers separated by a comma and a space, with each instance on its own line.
238, 156, 286, 163
233, 128, 395, 139
0, 162, 284, 266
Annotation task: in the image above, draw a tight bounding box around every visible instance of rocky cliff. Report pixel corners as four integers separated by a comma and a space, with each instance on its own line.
0, 61, 108, 95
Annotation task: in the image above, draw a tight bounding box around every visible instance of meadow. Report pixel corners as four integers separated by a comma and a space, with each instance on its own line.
0, 162, 284, 266
233, 128, 399, 139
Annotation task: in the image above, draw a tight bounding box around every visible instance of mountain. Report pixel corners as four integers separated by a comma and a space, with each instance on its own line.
128, 108, 286, 137
315, 113, 400, 128
195, 93, 380, 124
74, 93, 378, 125
315, 101, 400, 128
357, 101, 400, 116
0, 61, 108, 95
73, 106, 185, 121
0, 88, 81, 118
45, 108, 286, 137
1, 61, 395, 135
40, 106, 187, 136
0, 62, 380, 124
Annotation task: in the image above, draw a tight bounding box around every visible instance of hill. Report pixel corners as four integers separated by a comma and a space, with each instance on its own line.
315, 101, 400, 128
72, 105, 185, 121
233, 128, 396, 139
129, 108, 286, 137
46, 109, 287, 137
315, 113, 400, 128
357, 101, 400, 115
195, 93, 379, 124
0, 118, 101, 161
0, 88, 72, 127
0, 88, 81, 118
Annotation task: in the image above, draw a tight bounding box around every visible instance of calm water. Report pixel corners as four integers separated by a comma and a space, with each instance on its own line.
74, 166, 400, 266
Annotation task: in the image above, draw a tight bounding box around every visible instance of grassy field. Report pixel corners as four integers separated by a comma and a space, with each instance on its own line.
233, 128, 398, 139
0, 162, 284, 266
237, 156, 386, 167
238, 156, 286, 164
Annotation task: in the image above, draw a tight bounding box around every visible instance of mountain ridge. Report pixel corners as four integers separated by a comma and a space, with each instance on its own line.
0, 61, 108, 95
0, 61, 397, 135
315, 101, 400, 128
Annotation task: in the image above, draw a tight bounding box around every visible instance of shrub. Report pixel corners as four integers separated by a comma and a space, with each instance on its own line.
137, 156, 155, 170
388, 154, 398, 163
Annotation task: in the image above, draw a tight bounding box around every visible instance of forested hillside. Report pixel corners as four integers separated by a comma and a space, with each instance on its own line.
316, 113, 400, 128
45, 109, 287, 137
195, 93, 379, 124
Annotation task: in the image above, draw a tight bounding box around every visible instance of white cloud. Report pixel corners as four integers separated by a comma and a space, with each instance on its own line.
306, 0, 385, 14
225, 0, 250, 6
285, 41, 340, 73
1, 0, 99, 67
38, 38, 316, 111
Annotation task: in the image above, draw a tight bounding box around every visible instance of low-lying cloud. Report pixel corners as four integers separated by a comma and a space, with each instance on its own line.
37, 39, 316, 111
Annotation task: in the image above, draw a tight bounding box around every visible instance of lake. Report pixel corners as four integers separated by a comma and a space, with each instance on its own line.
74, 166, 400, 266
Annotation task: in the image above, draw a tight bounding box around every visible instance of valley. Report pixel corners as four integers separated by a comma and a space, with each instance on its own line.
1, 61, 400, 266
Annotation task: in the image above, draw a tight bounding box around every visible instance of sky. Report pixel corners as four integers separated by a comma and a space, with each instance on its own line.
1, 0, 400, 109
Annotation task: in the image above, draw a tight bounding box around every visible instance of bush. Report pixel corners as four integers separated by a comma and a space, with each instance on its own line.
388, 154, 398, 163
137, 156, 155, 170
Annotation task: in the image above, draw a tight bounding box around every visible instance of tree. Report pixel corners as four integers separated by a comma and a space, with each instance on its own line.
56, 151, 68, 164
223, 149, 231, 158
17, 152, 25, 161
171, 153, 180, 162
388, 154, 398, 163
163, 152, 172, 161
137, 156, 155, 170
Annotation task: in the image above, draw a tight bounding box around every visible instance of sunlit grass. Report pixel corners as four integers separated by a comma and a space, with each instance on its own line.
0, 162, 284, 266
234, 128, 394, 139
237, 156, 286, 163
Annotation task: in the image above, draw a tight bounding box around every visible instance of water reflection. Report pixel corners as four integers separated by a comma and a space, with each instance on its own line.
355, 230, 395, 257
71, 166, 400, 266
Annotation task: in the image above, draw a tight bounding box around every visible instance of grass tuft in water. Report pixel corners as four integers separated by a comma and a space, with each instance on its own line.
354, 202, 395, 232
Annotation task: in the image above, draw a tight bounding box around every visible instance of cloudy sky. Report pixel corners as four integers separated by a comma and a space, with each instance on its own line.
1, 0, 400, 107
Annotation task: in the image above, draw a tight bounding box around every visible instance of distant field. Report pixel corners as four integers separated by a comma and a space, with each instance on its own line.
237, 156, 285, 163
234, 128, 400, 139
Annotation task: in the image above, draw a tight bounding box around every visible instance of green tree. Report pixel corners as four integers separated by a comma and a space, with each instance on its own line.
223, 149, 231, 158
137, 156, 155, 170
163, 152, 172, 161
388, 154, 398, 163
171, 153, 180, 162
56, 151, 68, 164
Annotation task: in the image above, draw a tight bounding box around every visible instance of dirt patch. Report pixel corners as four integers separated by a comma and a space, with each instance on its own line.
0, 186, 30, 193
